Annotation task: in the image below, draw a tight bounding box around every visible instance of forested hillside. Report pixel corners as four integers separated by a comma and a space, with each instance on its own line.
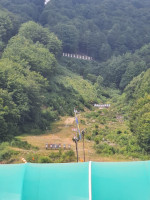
0, 9, 20, 52
124, 69, 150, 153
40, 0, 150, 61
0, 0, 150, 162
0, 20, 103, 142
0, 0, 44, 21
91, 44, 150, 89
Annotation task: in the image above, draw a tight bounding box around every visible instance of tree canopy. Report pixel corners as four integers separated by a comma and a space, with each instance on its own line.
0, 0, 44, 22
40, 0, 150, 61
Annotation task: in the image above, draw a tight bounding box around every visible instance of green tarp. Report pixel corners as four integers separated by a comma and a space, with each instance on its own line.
0, 161, 150, 200
92, 161, 150, 200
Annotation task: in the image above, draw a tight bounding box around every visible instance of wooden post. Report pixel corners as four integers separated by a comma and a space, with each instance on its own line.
73, 136, 79, 162
75, 139, 79, 162
82, 130, 86, 162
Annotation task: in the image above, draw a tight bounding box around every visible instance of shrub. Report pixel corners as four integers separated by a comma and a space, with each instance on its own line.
10, 139, 31, 150
0, 142, 18, 162
95, 124, 99, 129
0, 149, 17, 162
92, 129, 99, 136
95, 143, 116, 155
0, 142, 9, 150
86, 135, 91, 140
117, 130, 122, 134
60, 150, 76, 163
94, 137, 100, 144
38, 156, 52, 163
49, 150, 76, 163
10, 138, 39, 150
80, 119, 85, 125
116, 135, 129, 146
26, 153, 39, 163
23, 150, 75, 164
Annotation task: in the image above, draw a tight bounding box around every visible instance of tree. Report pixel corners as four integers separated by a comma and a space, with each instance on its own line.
40, 0, 150, 60
18, 21, 62, 57
0, 10, 20, 51
120, 60, 147, 89
3, 35, 57, 77
130, 95, 150, 153
0, 0, 44, 21
0, 58, 49, 136
0, 89, 19, 141
54, 24, 79, 53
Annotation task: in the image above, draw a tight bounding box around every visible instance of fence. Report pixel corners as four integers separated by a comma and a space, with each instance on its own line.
63, 53, 93, 61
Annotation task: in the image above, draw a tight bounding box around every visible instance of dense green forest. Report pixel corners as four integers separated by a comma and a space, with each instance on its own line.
0, 0, 150, 161
0, 0, 44, 21
40, 0, 150, 61
91, 44, 150, 89
0, 20, 101, 141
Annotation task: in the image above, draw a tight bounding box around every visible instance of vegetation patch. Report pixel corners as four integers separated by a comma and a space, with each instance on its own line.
26, 150, 76, 163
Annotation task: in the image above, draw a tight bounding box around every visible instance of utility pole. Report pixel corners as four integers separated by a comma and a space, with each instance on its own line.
74, 108, 77, 138
73, 136, 79, 162
74, 107, 81, 140
82, 130, 86, 162
73, 107, 81, 162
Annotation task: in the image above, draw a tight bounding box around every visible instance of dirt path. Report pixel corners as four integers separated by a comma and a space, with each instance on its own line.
64, 117, 75, 125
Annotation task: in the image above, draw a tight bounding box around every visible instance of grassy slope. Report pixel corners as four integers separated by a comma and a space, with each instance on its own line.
54, 66, 99, 102
1, 66, 145, 163
2, 106, 136, 164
